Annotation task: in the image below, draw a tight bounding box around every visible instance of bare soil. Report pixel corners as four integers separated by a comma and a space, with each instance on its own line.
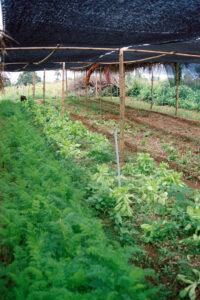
68, 99, 200, 189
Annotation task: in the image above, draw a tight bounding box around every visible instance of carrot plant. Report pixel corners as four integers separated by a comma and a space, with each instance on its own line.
0, 101, 158, 299
20, 101, 200, 299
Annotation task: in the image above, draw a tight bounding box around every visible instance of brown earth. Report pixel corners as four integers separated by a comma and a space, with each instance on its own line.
70, 110, 200, 189
89, 98, 200, 141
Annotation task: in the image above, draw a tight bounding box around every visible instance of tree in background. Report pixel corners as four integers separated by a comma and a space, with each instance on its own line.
165, 64, 184, 87
195, 65, 200, 79
16, 72, 41, 86
54, 70, 61, 81
3, 76, 11, 87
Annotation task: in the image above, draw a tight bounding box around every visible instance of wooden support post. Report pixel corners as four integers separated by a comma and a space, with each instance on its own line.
150, 69, 154, 109
100, 67, 102, 111
85, 70, 88, 105
95, 71, 98, 98
100, 67, 102, 97
85, 85, 88, 105
175, 63, 179, 116
119, 49, 125, 163
62, 62, 65, 117
43, 68, 46, 104
74, 71, 75, 96
65, 67, 68, 98
32, 71, 35, 101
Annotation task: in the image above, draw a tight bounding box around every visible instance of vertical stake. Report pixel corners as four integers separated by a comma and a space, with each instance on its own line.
100, 67, 102, 112
119, 49, 125, 163
150, 69, 154, 109
62, 62, 65, 118
95, 71, 98, 98
65, 67, 68, 98
114, 129, 121, 187
43, 68, 46, 105
74, 71, 75, 96
85, 70, 88, 105
175, 63, 179, 116
33, 71, 35, 101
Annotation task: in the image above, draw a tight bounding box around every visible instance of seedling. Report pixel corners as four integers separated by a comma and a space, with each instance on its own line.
142, 139, 147, 147
178, 269, 200, 300
143, 131, 150, 137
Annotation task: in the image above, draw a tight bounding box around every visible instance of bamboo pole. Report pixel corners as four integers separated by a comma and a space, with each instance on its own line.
43, 68, 46, 104
2, 46, 119, 52
175, 63, 179, 116
123, 48, 200, 59
5, 54, 166, 68
3, 46, 200, 58
32, 72, 35, 101
62, 62, 65, 117
119, 49, 125, 163
150, 69, 154, 109
95, 71, 98, 98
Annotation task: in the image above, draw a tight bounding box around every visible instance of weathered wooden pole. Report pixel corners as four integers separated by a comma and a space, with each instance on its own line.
85, 70, 88, 105
65, 67, 68, 98
43, 68, 46, 104
62, 62, 65, 117
33, 71, 35, 101
74, 71, 76, 96
175, 63, 179, 116
95, 71, 98, 98
150, 69, 154, 109
119, 49, 125, 163
100, 67, 102, 111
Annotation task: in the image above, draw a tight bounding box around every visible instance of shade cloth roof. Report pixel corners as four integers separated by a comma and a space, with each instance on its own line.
2, 0, 200, 71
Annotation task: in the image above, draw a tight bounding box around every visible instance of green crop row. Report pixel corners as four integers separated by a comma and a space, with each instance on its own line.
0, 101, 158, 299
28, 102, 200, 299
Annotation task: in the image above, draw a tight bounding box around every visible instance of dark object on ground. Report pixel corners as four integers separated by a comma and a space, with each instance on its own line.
20, 95, 27, 101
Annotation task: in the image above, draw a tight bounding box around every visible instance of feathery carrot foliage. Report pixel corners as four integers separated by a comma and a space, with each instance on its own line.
0, 101, 158, 299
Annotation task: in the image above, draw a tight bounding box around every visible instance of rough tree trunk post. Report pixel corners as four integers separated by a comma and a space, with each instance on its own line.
95, 71, 98, 98
150, 69, 154, 109
119, 48, 125, 163
33, 71, 35, 101
65, 67, 68, 98
62, 62, 65, 117
100, 67, 102, 112
175, 63, 179, 116
43, 68, 45, 104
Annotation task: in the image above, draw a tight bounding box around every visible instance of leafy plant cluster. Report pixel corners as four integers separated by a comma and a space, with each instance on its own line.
0, 101, 158, 299
31, 103, 113, 163
126, 80, 200, 111
30, 103, 200, 248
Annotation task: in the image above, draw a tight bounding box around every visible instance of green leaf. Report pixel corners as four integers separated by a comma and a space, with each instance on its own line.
189, 283, 197, 300
179, 285, 191, 298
